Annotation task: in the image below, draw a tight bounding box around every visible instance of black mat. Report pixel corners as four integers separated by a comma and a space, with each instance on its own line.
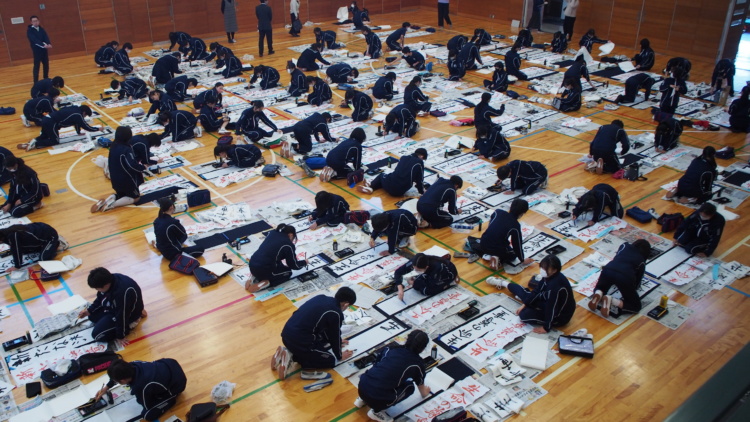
365, 157, 398, 170
436, 357, 477, 381
620, 153, 643, 168
591, 67, 626, 79
193, 220, 273, 249
723, 171, 750, 188
554, 59, 575, 68
134, 185, 194, 205
527, 69, 558, 80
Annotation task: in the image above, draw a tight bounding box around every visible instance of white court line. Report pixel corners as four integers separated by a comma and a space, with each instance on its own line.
62, 85, 121, 127
223, 148, 278, 197
536, 313, 642, 388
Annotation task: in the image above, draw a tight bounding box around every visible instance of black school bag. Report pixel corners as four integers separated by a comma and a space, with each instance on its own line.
624, 163, 647, 181
41, 359, 82, 388
657, 213, 684, 232
79, 351, 121, 375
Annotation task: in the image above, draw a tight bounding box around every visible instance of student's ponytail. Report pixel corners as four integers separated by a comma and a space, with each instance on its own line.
157, 196, 175, 218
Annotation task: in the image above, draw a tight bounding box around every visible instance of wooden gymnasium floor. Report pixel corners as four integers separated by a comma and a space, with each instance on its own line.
1, 8, 749, 422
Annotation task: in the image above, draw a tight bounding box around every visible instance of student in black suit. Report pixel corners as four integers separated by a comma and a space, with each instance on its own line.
27, 16, 51, 82
256, 0, 275, 57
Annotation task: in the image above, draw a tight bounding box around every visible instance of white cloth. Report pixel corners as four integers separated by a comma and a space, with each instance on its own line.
564, 0, 579, 17
290, 0, 300, 15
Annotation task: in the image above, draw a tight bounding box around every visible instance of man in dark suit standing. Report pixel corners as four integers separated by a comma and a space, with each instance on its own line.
27, 15, 52, 83
256, 0, 275, 57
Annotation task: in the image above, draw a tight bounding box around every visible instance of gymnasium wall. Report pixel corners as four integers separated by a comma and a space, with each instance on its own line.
0, 0, 736, 67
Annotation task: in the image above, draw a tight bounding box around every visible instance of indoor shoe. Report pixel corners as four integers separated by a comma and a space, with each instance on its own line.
26, 139, 37, 151
467, 254, 480, 263
358, 186, 373, 194
301, 162, 316, 178
20, 115, 30, 127
453, 252, 471, 258
485, 276, 508, 289
246, 280, 270, 293
301, 370, 330, 380
303, 377, 333, 392
277, 346, 294, 381
354, 397, 366, 408
588, 290, 602, 312
596, 158, 604, 175
600, 295, 611, 318
398, 237, 410, 248
367, 409, 394, 422
271, 345, 284, 370
194, 126, 203, 138
90, 198, 107, 213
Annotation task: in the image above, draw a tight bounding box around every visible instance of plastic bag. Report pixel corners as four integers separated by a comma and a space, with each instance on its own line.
211, 380, 236, 405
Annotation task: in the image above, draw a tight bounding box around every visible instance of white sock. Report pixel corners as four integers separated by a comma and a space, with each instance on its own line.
110, 196, 136, 209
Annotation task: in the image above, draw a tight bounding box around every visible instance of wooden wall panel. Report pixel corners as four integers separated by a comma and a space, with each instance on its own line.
609, 0, 642, 50
0, 1, 42, 63
637, 0, 674, 52
281, 0, 310, 26
38, 0, 87, 56
308, 0, 336, 24
573, 0, 615, 43
0, 11, 12, 67
234, 0, 257, 34
78, 0, 118, 53
383, 0, 400, 13
147, 0, 174, 45
113, 0, 152, 45
172, 0, 210, 37
364, 0, 384, 15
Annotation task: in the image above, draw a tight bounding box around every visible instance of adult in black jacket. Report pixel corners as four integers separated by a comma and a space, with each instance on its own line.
153, 196, 204, 261
667, 146, 717, 204
111, 78, 149, 102
632, 38, 655, 71
0, 147, 15, 185
474, 92, 505, 133
654, 118, 683, 153
572, 183, 623, 225
249, 65, 280, 90
659, 68, 688, 114
314, 28, 340, 49
291, 112, 333, 153
287, 61, 308, 97
588, 240, 651, 316
373, 72, 397, 100
164, 76, 198, 102
385, 22, 411, 51
113, 43, 134, 75
98, 359, 187, 421
80, 267, 145, 341
361, 148, 427, 196
563, 56, 595, 90
458, 41, 482, 70
579, 28, 607, 53
275, 287, 356, 380
152, 53, 182, 84
214, 143, 263, 168
307, 76, 333, 106
236, 100, 281, 142
356, 331, 431, 421
129, 133, 161, 166
192, 83, 224, 109
324, 128, 366, 178
0, 223, 59, 270
146, 90, 176, 118
326, 63, 359, 84
614, 73, 655, 104
404, 76, 431, 113
256, 0, 274, 56
484, 61, 508, 92
22, 88, 59, 127
167, 31, 191, 54
249, 224, 307, 292
91, 126, 147, 213
394, 253, 458, 300
309, 191, 350, 229
674, 203, 725, 257
383, 104, 419, 137
27, 105, 100, 150
159, 110, 199, 142
416, 176, 462, 229
95, 41, 119, 69
471, 28, 492, 46
589, 120, 629, 174
27, 16, 52, 82
474, 126, 510, 161
362, 27, 382, 58
472, 200, 534, 270
369, 209, 419, 254
495, 160, 548, 195
345, 89, 373, 122
187, 37, 214, 61
490, 255, 575, 333
505, 43, 527, 80
297, 43, 330, 71
30, 76, 64, 98
728, 86, 750, 133
400, 47, 426, 71
557, 78, 582, 112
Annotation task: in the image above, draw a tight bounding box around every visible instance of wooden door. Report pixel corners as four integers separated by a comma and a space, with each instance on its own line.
78, 0, 118, 54
0, 11, 12, 67
147, 0, 174, 45
37, 0, 87, 56
0, 1, 49, 63
112, 0, 152, 45
609, 0, 642, 50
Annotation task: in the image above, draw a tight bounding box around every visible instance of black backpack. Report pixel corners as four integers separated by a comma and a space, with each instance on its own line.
78, 351, 121, 375
624, 163, 647, 181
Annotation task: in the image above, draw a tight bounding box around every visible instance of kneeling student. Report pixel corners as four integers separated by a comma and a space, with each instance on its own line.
0, 222, 61, 272
369, 209, 419, 255
355, 330, 431, 422
495, 160, 548, 195
309, 191, 350, 229
96, 358, 186, 421
360, 148, 427, 197
674, 203, 725, 257
416, 176, 462, 229
588, 240, 650, 317
214, 143, 264, 168
393, 253, 458, 300
474, 125, 510, 161
471, 199, 534, 270
79, 267, 145, 342
571, 183, 624, 225
153, 197, 204, 261
248, 224, 307, 292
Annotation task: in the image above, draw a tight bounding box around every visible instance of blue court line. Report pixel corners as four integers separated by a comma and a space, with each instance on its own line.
58, 277, 74, 296
727, 285, 750, 298
7, 287, 68, 308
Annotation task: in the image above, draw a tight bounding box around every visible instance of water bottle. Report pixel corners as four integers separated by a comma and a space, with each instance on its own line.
333, 238, 339, 251
431, 345, 437, 359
